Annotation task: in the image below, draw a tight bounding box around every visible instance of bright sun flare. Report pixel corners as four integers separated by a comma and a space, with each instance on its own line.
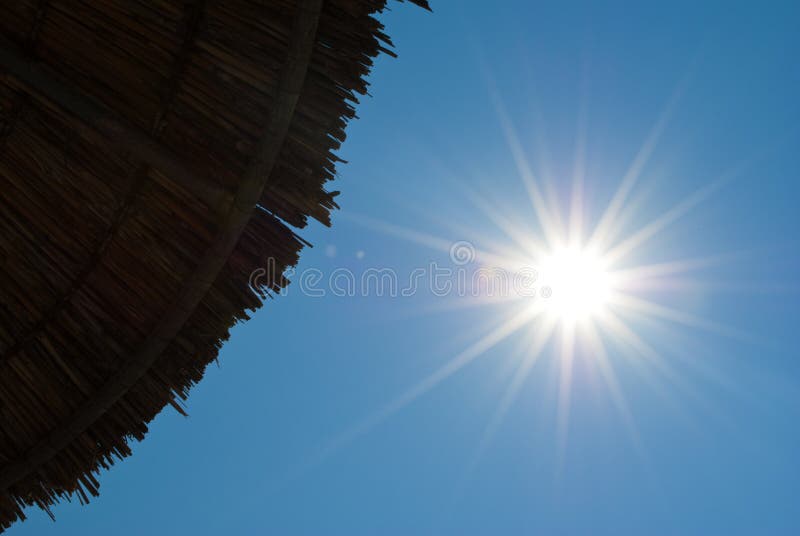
539, 247, 612, 322
331, 83, 736, 477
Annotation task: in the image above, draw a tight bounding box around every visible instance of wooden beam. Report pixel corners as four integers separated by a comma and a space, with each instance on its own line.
0, 0, 323, 493
0, 38, 231, 209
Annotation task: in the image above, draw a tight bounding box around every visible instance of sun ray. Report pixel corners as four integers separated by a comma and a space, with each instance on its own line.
608, 293, 754, 343
469, 317, 557, 471
460, 184, 550, 261
568, 137, 586, 249
587, 79, 689, 252
340, 211, 457, 254
592, 311, 742, 466
358, 160, 528, 263
582, 321, 647, 462
616, 314, 745, 428
608, 255, 732, 284
438, 325, 550, 516
411, 200, 547, 270
375, 186, 543, 273
340, 211, 516, 269
554, 320, 577, 477
412, 296, 541, 358
488, 87, 563, 248
594, 309, 689, 397
414, 292, 529, 316
603, 180, 723, 264
311, 303, 544, 465
568, 63, 591, 249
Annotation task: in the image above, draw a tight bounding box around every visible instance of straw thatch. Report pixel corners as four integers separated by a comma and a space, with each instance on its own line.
0, 0, 429, 528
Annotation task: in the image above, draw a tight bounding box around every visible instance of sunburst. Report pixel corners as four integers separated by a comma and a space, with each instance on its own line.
307, 80, 749, 483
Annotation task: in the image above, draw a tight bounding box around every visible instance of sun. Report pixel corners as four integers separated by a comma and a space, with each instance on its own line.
539, 246, 612, 322
329, 85, 731, 475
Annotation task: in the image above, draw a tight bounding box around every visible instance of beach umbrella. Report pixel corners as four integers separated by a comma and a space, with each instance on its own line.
0, 0, 428, 527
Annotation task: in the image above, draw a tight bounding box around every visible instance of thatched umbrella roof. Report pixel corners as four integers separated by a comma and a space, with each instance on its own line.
0, 0, 428, 528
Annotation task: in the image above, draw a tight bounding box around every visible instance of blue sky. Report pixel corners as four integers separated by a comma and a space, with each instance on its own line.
13, 1, 800, 534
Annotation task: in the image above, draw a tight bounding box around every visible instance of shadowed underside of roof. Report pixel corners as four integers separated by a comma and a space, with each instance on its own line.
0, 0, 429, 528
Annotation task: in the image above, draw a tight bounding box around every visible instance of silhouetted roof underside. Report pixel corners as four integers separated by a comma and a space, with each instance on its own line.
0, 0, 428, 528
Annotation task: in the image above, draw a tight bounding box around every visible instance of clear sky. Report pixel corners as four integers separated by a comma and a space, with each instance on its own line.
12, 1, 800, 535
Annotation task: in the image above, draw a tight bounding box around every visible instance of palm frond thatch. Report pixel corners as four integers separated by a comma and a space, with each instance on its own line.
0, 0, 429, 528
